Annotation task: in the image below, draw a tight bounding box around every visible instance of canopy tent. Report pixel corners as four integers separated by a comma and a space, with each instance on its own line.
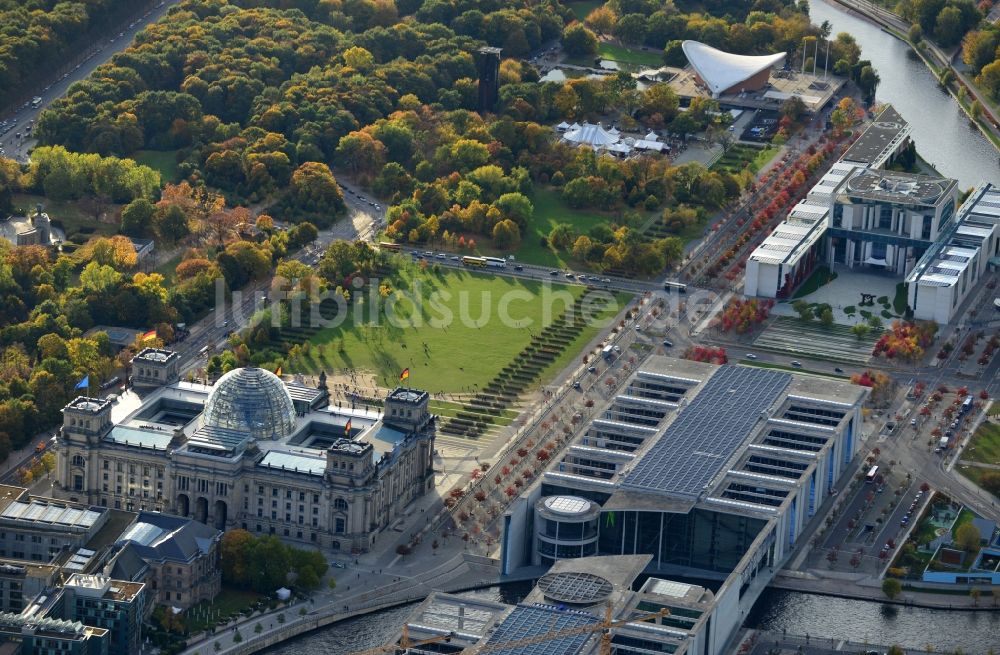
563, 123, 620, 147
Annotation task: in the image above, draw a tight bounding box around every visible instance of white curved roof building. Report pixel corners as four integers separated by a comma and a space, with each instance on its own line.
682, 40, 786, 97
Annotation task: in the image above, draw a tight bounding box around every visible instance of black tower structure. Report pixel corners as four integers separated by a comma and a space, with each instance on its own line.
477, 46, 502, 113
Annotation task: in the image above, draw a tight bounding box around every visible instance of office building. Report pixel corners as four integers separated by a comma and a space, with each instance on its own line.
499, 358, 866, 655
906, 183, 1000, 323
111, 512, 220, 609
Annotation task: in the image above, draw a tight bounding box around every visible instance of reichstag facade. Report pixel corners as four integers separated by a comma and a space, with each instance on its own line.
55, 349, 435, 553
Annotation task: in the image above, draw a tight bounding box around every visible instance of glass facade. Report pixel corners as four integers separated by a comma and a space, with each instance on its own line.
596, 508, 765, 574
202, 367, 296, 441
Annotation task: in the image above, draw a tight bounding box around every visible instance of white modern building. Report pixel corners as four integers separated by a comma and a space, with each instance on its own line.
827, 167, 958, 275
499, 357, 867, 655
745, 106, 919, 299
682, 40, 786, 98
906, 183, 1000, 323
744, 106, 994, 324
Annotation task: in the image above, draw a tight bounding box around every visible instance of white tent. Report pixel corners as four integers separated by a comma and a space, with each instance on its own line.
681, 40, 786, 97
563, 123, 620, 147
644, 131, 659, 142
556, 121, 571, 132
276, 587, 291, 601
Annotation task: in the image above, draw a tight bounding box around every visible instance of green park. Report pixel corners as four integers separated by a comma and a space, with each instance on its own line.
282, 264, 631, 394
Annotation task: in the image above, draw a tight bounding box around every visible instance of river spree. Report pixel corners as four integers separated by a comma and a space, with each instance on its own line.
747, 589, 1000, 652
810, 0, 997, 189
264, 585, 1000, 654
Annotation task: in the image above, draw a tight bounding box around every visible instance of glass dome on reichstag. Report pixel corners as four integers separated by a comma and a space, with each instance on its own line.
202, 367, 296, 441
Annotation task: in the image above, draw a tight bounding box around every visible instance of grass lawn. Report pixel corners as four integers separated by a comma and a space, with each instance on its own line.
988, 402, 1000, 417
961, 422, 1000, 465
11, 192, 117, 241
184, 588, 262, 633
712, 144, 779, 175
134, 149, 181, 184
567, 0, 602, 21
513, 186, 618, 269
288, 265, 631, 393
154, 251, 184, 284
792, 266, 838, 299
597, 42, 663, 68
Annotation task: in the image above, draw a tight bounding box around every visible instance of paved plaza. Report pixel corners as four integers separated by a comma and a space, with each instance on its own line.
771, 267, 904, 325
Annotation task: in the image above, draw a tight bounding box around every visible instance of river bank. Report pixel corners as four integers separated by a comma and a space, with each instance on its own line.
825, 0, 1000, 152
809, 0, 996, 189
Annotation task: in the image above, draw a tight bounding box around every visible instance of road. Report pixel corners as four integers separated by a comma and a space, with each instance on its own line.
0, 0, 181, 162
171, 195, 385, 377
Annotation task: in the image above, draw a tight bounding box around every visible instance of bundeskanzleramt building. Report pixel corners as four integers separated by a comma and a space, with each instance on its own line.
906, 183, 1000, 324
500, 358, 867, 655
54, 363, 436, 554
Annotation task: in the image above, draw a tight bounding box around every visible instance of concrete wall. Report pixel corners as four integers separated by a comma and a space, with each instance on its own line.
911, 283, 954, 324
745, 259, 781, 298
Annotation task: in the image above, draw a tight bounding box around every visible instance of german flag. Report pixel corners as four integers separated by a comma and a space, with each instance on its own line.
399, 368, 410, 382
344, 418, 352, 436
141, 329, 157, 343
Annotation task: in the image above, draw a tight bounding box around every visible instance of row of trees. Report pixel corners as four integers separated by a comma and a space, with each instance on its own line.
961, 25, 1000, 100
0, 0, 141, 108
901, 0, 981, 47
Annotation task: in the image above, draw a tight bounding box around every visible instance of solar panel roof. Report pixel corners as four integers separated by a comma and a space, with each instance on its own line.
622, 366, 790, 500
485, 604, 598, 655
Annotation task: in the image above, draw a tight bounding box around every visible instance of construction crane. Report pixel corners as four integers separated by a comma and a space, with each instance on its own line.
350, 605, 670, 655
349, 624, 454, 655
457, 605, 670, 655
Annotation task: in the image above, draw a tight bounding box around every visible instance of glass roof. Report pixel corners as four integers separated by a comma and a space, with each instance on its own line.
202, 367, 296, 441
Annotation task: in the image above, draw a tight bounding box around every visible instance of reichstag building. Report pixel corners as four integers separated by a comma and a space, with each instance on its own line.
54, 348, 436, 554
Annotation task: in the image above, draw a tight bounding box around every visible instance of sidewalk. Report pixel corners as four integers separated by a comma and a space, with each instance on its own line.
771, 570, 997, 610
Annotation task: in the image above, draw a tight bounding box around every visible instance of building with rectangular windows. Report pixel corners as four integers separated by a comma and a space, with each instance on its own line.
499, 358, 866, 655
109, 512, 220, 609
826, 167, 957, 275
0, 611, 109, 655
0, 487, 111, 564
55, 365, 436, 555
0, 562, 57, 615
58, 575, 145, 655
906, 183, 1000, 324
743, 105, 995, 324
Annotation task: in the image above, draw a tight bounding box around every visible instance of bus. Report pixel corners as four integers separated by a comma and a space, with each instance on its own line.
378, 241, 401, 252
865, 465, 879, 483
483, 256, 507, 268
663, 281, 687, 293
462, 256, 488, 268
961, 396, 973, 413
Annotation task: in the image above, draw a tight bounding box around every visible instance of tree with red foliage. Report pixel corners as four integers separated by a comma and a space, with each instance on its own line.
718, 298, 774, 333
536, 449, 551, 462
683, 345, 728, 364
504, 486, 516, 498
980, 390, 990, 400
872, 320, 938, 361
474, 490, 487, 502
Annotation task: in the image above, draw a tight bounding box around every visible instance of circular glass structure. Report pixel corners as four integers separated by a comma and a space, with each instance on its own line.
203, 367, 296, 441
